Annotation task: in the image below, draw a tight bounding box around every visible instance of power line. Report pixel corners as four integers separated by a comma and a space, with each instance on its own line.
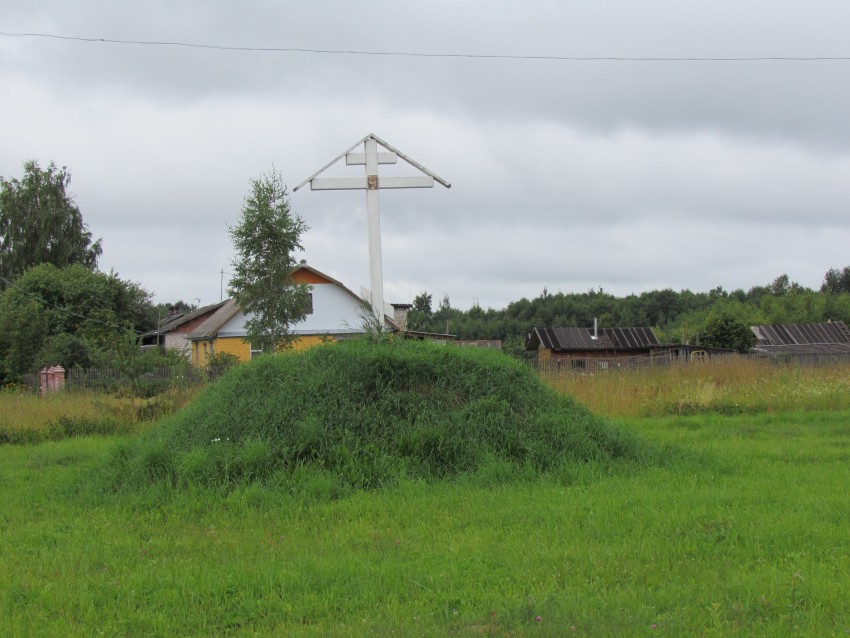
1, 31, 848, 62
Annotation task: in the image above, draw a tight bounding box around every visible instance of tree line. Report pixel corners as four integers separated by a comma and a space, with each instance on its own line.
407, 269, 850, 353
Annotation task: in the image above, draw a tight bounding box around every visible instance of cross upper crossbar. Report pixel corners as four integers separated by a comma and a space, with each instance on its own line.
309, 176, 435, 190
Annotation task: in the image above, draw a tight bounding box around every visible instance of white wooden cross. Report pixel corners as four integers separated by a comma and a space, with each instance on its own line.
294, 133, 451, 326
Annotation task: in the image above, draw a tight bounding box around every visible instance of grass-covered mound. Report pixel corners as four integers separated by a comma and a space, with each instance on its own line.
104, 339, 649, 491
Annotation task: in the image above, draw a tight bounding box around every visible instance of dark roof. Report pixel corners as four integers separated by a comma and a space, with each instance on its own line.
144, 300, 229, 337
751, 321, 850, 346
752, 343, 850, 355
186, 299, 242, 340
527, 326, 659, 352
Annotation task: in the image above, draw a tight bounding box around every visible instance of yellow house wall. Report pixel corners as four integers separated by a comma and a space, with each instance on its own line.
193, 334, 336, 366
214, 337, 252, 362
288, 335, 335, 351
192, 340, 212, 367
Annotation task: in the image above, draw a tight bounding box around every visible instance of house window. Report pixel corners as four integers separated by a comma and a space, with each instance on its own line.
570, 359, 586, 370
304, 292, 313, 315
250, 342, 264, 359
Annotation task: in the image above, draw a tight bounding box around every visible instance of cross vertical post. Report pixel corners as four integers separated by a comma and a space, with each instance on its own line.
364, 137, 384, 322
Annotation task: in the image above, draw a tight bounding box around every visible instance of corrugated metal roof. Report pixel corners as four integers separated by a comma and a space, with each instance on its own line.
603, 326, 660, 349
540, 327, 608, 350
751, 321, 850, 346
752, 343, 850, 355
529, 326, 659, 352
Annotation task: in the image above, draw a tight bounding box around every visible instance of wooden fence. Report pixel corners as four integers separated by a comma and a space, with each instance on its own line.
64, 366, 228, 394
749, 351, 850, 368
532, 350, 850, 375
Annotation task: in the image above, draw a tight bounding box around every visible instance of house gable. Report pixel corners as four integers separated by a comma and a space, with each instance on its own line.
217, 280, 366, 338
292, 267, 333, 285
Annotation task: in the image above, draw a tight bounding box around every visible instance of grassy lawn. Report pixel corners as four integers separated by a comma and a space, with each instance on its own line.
1, 409, 848, 636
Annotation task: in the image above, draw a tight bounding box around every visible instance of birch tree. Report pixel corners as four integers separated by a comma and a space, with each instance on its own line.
227, 169, 310, 354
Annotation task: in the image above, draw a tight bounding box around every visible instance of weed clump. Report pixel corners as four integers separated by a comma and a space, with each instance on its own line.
104, 339, 648, 491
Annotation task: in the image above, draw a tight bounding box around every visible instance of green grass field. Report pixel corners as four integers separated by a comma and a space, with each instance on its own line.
1, 407, 848, 636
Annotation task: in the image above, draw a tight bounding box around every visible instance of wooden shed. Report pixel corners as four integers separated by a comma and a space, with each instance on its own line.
526, 326, 660, 369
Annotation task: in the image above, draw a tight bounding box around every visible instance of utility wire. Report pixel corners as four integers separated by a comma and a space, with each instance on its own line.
1, 31, 848, 62
0, 273, 146, 336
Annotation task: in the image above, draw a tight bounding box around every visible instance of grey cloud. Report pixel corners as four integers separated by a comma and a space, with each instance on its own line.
2, 1, 850, 311
6, 2, 850, 150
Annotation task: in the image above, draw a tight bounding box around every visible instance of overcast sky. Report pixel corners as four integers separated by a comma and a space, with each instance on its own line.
2, 2, 849, 311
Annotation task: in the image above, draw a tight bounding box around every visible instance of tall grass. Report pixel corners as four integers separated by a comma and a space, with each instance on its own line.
0, 385, 200, 444
542, 357, 850, 417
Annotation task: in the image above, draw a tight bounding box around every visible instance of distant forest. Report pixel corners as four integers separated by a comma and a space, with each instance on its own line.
407, 267, 850, 350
